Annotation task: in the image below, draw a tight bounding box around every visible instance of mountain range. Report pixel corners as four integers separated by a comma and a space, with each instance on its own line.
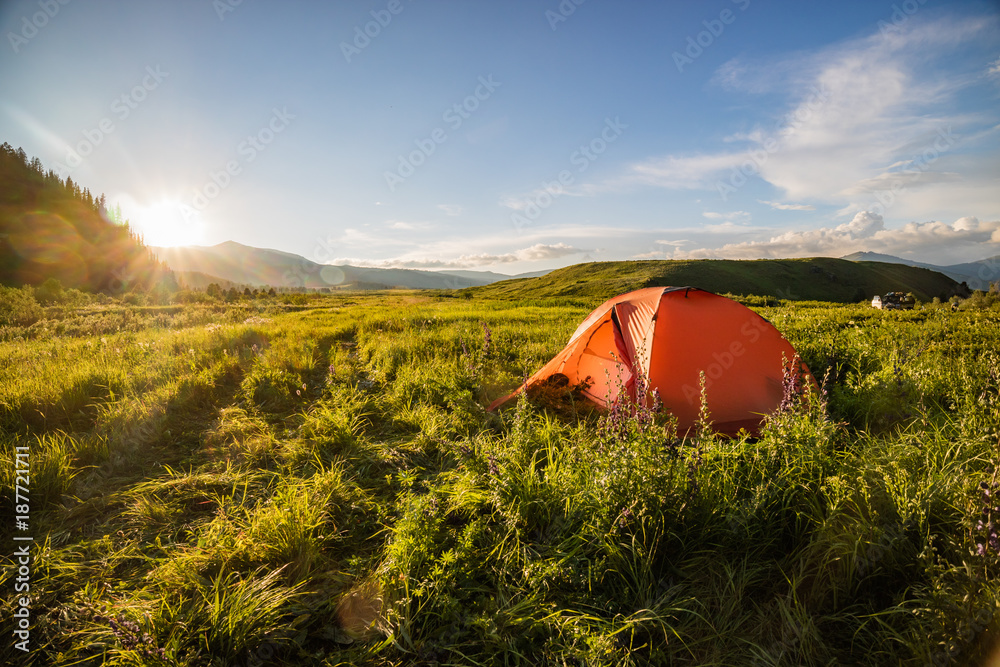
151, 241, 548, 291
841, 252, 1000, 290
152, 242, 997, 300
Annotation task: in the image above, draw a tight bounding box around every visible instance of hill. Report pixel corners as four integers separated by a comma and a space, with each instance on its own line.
462, 257, 964, 303
173, 270, 245, 291
152, 242, 538, 290
0, 143, 173, 292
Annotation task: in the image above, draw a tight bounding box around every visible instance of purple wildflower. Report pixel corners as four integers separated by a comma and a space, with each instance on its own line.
481, 321, 492, 358
651, 388, 663, 415
974, 473, 999, 558
103, 613, 167, 662
779, 355, 805, 412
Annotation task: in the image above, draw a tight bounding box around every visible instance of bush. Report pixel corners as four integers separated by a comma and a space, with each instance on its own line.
34, 277, 65, 305
958, 290, 1000, 310
0, 285, 43, 326
172, 289, 214, 304
62, 288, 91, 307
121, 290, 148, 306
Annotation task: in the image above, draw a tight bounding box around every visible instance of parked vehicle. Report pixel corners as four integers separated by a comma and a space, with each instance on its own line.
872, 291, 915, 310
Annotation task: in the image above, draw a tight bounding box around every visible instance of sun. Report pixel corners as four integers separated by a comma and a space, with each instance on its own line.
132, 200, 205, 248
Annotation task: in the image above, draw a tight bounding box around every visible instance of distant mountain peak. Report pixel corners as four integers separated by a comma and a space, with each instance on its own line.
841, 251, 916, 265
843, 251, 1000, 289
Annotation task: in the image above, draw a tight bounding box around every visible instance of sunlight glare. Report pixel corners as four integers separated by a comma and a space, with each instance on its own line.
133, 200, 205, 247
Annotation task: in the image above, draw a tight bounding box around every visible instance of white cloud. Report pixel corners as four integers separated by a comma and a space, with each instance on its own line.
843, 210, 885, 237
758, 199, 816, 211
632, 250, 667, 259
386, 220, 436, 231
704, 221, 755, 234
625, 153, 746, 190
339, 228, 400, 245
989, 56, 1000, 77
703, 210, 751, 224
437, 204, 462, 216
673, 212, 1000, 265
333, 242, 587, 269
606, 15, 997, 214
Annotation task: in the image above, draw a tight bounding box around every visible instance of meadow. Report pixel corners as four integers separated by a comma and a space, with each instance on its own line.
0, 292, 998, 666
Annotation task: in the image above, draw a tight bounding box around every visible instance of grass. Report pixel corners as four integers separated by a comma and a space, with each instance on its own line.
0, 293, 997, 665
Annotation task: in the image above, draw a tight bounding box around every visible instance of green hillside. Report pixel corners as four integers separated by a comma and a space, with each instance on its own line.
463, 257, 964, 303
0, 142, 173, 292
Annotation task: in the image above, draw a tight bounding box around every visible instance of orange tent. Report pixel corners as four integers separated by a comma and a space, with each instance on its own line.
489, 286, 812, 435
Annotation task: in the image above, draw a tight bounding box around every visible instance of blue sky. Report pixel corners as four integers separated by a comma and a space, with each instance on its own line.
2, 0, 999, 273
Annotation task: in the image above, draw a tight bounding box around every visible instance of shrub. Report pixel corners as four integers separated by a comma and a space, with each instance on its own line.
172, 289, 213, 304
34, 277, 65, 305
958, 290, 1000, 310
0, 285, 43, 326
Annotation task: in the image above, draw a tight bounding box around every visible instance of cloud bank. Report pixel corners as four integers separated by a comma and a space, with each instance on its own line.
332, 242, 586, 269
672, 212, 1000, 264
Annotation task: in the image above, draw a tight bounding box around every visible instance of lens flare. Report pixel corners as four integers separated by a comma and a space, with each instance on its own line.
132, 200, 204, 247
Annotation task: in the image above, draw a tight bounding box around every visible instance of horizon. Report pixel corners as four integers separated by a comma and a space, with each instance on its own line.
148, 238, 1000, 276
3, 0, 999, 274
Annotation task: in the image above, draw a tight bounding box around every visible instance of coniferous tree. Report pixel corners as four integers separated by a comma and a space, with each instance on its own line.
0, 144, 175, 292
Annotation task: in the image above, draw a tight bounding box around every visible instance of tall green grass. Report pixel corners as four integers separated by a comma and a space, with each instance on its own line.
0, 295, 997, 665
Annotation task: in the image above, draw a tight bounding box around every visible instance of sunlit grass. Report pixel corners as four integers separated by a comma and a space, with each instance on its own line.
0, 294, 997, 664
